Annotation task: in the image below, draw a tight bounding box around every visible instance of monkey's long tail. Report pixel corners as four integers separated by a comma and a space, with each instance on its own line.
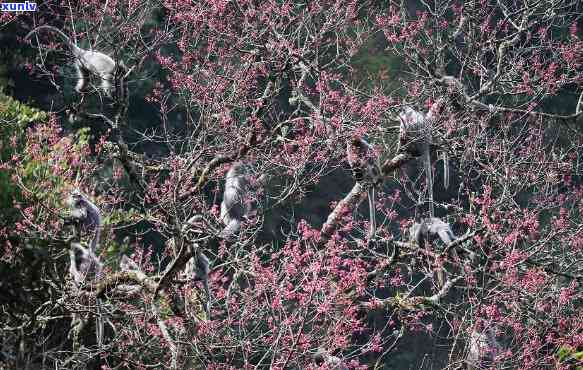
202, 279, 212, 320
96, 298, 104, 349
25, 25, 81, 57
194, 253, 212, 319
443, 151, 450, 189
90, 227, 101, 254
424, 147, 434, 218
367, 186, 376, 240
94, 256, 104, 350
436, 269, 445, 289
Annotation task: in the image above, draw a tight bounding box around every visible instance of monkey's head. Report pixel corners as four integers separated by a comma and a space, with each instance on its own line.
65, 189, 82, 208
398, 106, 425, 129
347, 135, 373, 162
69, 188, 86, 206
350, 135, 374, 150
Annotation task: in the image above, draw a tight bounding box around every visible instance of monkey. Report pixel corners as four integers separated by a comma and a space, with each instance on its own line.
113, 254, 145, 296
184, 252, 212, 319
25, 25, 124, 97
409, 217, 456, 247
219, 162, 255, 240
346, 135, 381, 240
427, 102, 451, 191
181, 216, 212, 318
425, 100, 450, 190
67, 189, 101, 253
69, 242, 103, 287
69, 242, 104, 349
312, 349, 348, 370
399, 106, 435, 217
120, 254, 140, 272
66, 190, 103, 348
398, 103, 450, 217
466, 326, 500, 369
158, 215, 213, 318
409, 217, 457, 287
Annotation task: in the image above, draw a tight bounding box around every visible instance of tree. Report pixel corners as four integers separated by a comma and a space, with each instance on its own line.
1, 0, 582, 369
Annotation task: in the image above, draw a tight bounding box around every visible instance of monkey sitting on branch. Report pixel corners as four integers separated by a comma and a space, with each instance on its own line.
346, 135, 382, 241
219, 162, 264, 241
114, 254, 145, 297
398, 102, 450, 218
466, 325, 501, 369
25, 25, 126, 98
183, 252, 212, 319
155, 214, 214, 318
312, 349, 348, 370
65, 189, 101, 253
409, 217, 456, 247
65, 189, 104, 348
409, 217, 458, 287
68, 241, 105, 350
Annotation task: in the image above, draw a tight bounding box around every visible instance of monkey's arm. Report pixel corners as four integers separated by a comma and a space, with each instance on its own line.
120, 255, 140, 271
436, 228, 455, 244
70, 206, 87, 221
219, 218, 242, 240
74, 60, 87, 93
410, 222, 427, 246
188, 253, 212, 319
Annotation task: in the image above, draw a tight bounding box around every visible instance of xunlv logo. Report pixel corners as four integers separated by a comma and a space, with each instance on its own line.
1, 1, 37, 11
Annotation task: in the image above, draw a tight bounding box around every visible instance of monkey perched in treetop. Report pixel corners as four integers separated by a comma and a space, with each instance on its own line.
346, 135, 381, 240
26, 25, 125, 97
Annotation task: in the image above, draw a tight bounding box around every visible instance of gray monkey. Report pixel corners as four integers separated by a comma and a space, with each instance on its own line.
409, 217, 456, 247
312, 349, 348, 370
409, 217, 457, 287
67, 189, 101, 253
117, 255, 144, 296
184, 252, 212, 319
66, 190, 103, 348
69, 242, 104, 349
466, 326, 500, 369
219, 163, 255, 240
25, 26, 123, 97
181, 216, 212, 318
346, 135, 381, 240
398, 105, 450, 217
160, 216, 213, 318
120, 254, 140, 272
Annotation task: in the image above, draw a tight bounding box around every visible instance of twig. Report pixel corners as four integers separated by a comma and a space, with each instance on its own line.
179, 82, 274, 201
320, 152, 414, 241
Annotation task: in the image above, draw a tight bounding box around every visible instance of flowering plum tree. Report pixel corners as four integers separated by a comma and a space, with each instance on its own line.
1, 0, 583, 369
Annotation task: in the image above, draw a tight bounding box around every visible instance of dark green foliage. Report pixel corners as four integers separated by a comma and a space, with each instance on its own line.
0, 92, 48, 218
